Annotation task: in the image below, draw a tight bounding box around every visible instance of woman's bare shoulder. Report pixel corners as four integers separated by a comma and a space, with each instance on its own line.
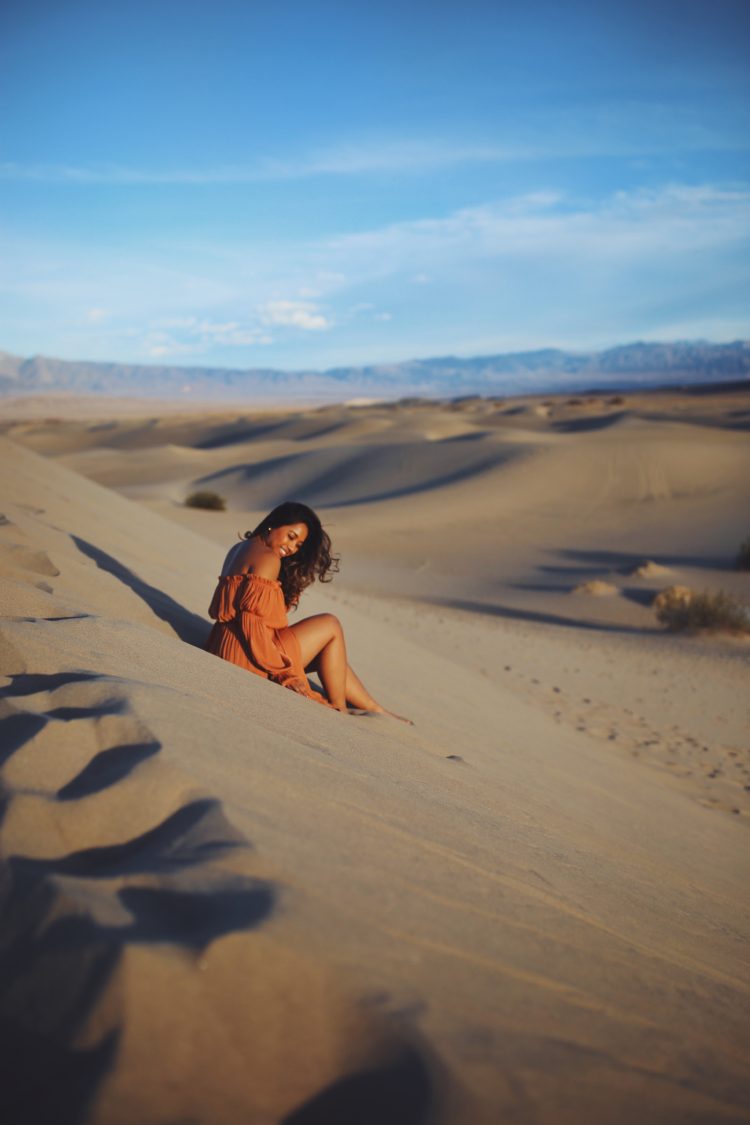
246, 539, 281, 580
221, 537, 280, 580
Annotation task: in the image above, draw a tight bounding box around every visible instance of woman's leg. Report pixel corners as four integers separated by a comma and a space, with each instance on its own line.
288, 613, 384, 711
287, 613, 349, 710
341, 664, 384, 712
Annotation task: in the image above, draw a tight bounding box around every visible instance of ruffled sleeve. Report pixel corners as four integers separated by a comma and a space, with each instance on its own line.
208, 574, 244, 622
208, 572, 286, 624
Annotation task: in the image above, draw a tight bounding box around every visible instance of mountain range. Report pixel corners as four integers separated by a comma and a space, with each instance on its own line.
1, 340, 749, 403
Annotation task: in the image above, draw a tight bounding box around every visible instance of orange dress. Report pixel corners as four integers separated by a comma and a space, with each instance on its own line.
206, 572, 334, 707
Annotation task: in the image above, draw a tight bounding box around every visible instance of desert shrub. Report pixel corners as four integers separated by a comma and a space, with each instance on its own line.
736, 536, 750, 570
185, 490, 226, 511
653, 585, 692, 618
654, 586, 750, 634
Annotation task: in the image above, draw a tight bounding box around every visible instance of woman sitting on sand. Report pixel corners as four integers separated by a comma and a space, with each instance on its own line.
206, 501, 407, 719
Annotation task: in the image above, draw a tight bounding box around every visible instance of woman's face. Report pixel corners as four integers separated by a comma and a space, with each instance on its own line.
265, 522, 308, 559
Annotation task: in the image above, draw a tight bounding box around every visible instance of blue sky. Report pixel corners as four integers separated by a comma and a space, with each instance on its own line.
1, 0, 749, 371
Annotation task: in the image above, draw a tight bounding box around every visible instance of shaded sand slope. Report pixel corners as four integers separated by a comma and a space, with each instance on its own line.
1, 437, 750, 1123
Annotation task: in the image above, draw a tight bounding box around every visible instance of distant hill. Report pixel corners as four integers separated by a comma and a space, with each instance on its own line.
1, 341, 748, 402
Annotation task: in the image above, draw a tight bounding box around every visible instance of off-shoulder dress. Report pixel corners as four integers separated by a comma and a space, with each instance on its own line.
206, 572, 334, 707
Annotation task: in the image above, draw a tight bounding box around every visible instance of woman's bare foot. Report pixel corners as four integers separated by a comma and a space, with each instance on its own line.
386, 709, 414, 725
350, 704, 414, 725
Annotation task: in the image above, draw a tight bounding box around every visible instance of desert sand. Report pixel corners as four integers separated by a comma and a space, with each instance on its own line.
1, 386, 749, 1124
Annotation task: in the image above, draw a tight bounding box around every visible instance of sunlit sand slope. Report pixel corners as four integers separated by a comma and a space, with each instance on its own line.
1, 434, 749, 1123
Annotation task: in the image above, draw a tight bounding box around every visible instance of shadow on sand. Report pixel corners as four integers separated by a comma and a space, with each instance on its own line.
196, 419, 290, 448
511, 581, 657, 610
1, 778, 275, 1125
199, 446, 517, 510
557, 547, 734, 572
283, 1043, 437, 1125
420, 595, 650, 636
550, 411, 628, 434
0, 682, 441, 1125
72, 535, 211, 645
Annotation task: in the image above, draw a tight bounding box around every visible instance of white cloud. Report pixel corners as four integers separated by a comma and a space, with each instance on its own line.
259, 300, 331, 331
313, 271, 347, 289
320, 184, 750, 282
149, 345, 187, 357
144, 334, 198, 358
86, 307, 109, 322
141, 318, 275, 358
206, 324, 271, 346
158, 316, 200, 329
0, 144, 518, 185
254, 141, 527, 180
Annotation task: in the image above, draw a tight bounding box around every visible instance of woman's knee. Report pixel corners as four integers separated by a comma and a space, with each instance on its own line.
320, 612, 343, 639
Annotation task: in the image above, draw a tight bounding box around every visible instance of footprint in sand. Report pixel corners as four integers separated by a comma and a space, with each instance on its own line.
0, 517, 60, 578
511, 669, 749, 821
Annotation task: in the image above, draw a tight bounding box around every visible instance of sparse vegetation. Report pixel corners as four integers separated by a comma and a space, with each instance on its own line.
185, 490, 226, 511
736, 536, 750, 571
654, 586, 750, 634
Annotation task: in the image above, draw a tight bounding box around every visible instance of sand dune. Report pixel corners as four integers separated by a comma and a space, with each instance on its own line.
194, 439, 526, 511
1, 388, 749, 1123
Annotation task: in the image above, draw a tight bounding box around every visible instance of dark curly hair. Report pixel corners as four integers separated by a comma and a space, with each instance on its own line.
243, 501, 339, 609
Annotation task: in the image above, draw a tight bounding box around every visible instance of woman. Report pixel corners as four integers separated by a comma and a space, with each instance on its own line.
206, 501, 408, 719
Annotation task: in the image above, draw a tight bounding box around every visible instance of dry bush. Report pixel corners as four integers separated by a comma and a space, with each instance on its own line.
653, 585, 693, 618
737, 537, 750, 571
654, 585, 750, 634
185, 490, 226, 511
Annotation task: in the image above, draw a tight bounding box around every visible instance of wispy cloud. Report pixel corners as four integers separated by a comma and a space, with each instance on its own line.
319, 184, 750, 280
144, 335, 198, 359
140, 305, 330, 360
1, 103, 747, 186
253, 141, 526, 179
143, 318, 275, 358
259, 300, 331, 331
0, 144, 522, 185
